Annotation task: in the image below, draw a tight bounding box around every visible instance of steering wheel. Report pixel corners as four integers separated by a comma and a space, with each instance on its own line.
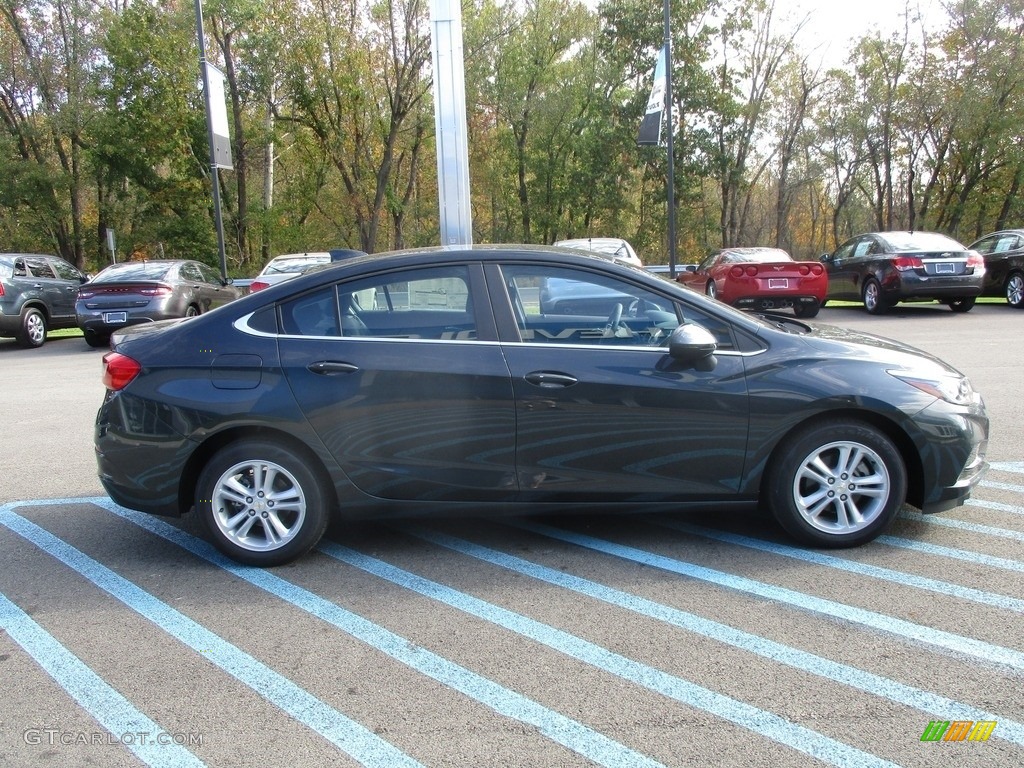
604, 302, 623, 337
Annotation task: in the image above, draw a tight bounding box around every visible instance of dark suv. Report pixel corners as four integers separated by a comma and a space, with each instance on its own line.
0, 253, 89, 347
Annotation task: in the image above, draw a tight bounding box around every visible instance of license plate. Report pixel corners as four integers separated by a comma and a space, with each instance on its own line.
768, 278, 789, 289
103, 311, 127, 324
934, 263, 956, 274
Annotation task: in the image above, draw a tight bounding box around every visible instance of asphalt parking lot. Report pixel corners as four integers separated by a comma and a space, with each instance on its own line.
1, 303, 1022, 767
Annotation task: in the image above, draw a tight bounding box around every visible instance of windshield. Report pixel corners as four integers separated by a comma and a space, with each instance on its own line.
879, 232, 965, 252
261, 257, 329, 275
93, 263, 173, 282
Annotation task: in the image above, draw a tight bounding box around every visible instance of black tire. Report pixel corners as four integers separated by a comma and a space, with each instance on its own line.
185, 304, 200, 318
1005, 271, 1024, 308
195, 440, 331, 566
765, 419, 907, 548
16, 307, 47, 348
84, 332, 110, 349
793, 303, 820, 319
861, 279, 890, 315
946, 296, 976, 313
706, 280, 717, 299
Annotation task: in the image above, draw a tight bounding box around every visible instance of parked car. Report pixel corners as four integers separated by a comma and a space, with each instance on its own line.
645, 263, 696, 280
675, 247, 827, 318
0, 253, 89, 347
250, 249, 368, 292
95, 245, 988, 566
966, 229, 1024, 308
554, 237, 643, 267
820, 231, 985, 314
76, 260, 241, 348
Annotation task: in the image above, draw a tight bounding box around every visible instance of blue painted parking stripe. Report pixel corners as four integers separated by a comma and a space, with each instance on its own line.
979, 479, 1024, 494
990, 462, 1024, 474
898, 510, 1024, 542
0, 505, 423, 768
967, 497, 1024, 515
511, 520, 1024, 672
655, 520, 1024, 612
90, 498, 666, 768
404, 525, 1024, 747
322, 540, 916, 766
0, 593, 206, 768
878, 536, 1024, 574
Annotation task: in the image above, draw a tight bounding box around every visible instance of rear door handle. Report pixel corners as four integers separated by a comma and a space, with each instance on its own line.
524, 371, 577, 388
308, 361, 359, 375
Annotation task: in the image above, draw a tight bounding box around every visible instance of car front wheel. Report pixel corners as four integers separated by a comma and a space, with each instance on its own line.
17, 307, 47, 347
196, 440, 330, 566
1005, 271, 1024, 308
766, 420, 906, 548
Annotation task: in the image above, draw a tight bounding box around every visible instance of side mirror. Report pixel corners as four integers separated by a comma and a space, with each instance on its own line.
819, 253, 831, 263
668, 323, 718, 370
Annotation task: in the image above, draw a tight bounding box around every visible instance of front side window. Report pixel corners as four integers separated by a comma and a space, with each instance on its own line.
501, 264, 681, 348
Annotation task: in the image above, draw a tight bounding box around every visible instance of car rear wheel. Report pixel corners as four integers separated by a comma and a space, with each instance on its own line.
793, 303, 820, 319
185, 304, 200, 318
946, 296, 976, 312
196, 440, 330, 566
862, 279, 891, 315
83, 332, 110, 349
16, 307, 47, 348
705, 280, 717, 299
766, 420, 906, 548
1005, 272, 1024, 308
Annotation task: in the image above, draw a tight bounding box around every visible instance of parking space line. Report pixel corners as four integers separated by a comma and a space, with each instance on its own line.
0, 593, 206, 768
92, 497, 668, 768
654, 520, 1024, 612
511, 520, 1024, 673
404, 525, 1024, 747
0, 503, 424, 768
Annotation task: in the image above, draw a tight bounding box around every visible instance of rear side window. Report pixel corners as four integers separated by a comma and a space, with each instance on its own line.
279, 287, 340, 337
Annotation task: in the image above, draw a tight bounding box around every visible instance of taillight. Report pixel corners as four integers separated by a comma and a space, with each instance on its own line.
102, 352, 142, 391
139, 285, 173, 296
729, 266, 745, 278
0, 282, 5, 297
967, 251, 986, 273
891, 255, 924, 271
249, 280, 271, 292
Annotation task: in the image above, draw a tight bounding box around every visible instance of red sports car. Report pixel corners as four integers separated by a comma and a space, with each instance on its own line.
676, 247, 828, 318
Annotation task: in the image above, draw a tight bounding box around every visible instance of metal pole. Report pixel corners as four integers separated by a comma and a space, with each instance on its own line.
194, 0, 230, 281
663, 0, 678, 277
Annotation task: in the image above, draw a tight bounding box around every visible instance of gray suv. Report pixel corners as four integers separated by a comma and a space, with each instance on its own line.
0, 253, 89, 347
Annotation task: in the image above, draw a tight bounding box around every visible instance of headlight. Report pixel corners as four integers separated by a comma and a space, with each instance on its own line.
890, 371, 977, 406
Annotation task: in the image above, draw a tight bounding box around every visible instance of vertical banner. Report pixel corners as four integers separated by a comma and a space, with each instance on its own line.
204, 62, 234, 170
637, 46, 667, 147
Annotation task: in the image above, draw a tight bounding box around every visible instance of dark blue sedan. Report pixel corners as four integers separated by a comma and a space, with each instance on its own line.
94, 245, 989, 565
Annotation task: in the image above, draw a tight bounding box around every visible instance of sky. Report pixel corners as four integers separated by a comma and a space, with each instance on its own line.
772, 0, 950, 68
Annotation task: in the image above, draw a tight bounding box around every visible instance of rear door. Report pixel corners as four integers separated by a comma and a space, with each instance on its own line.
279, 262, 518, 502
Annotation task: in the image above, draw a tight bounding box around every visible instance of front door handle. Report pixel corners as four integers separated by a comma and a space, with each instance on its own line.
524, 371, 578, 389
308, 361, 359, 375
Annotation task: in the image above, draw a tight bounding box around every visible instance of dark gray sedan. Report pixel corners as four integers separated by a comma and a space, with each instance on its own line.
94, 245, 989, 566
77, 259, 241, 347
968, 229, 1024, 307
821, 231, 985, 314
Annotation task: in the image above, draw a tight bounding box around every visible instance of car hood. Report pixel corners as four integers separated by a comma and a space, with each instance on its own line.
797, 321, 964, 375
